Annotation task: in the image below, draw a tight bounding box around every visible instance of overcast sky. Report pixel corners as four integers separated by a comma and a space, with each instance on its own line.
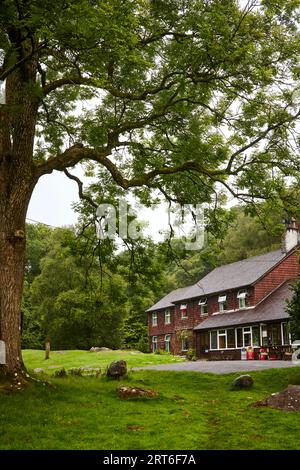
27, 166, 173, 241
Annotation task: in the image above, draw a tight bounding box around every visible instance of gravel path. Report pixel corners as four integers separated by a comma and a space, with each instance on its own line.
133, 360, 298, 375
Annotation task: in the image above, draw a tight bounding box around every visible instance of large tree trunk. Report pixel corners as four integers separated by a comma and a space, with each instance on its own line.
0, 161, 35, 382
0, 50, 38, 383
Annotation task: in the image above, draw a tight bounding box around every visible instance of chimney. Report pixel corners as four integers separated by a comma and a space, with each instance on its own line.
282, 217, 300, 253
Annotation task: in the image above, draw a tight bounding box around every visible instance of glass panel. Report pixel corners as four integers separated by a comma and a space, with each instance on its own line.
152, 337, 157, 352
271, 324, 281, 346
227, 329, 236, 348
236, 328, 243, 347
261, 325, 268, 346
165, 310, 171, 324
239, 297, 246, 309
201, 304, 208, 315
252, 326, 260, 346
282, 323, 290, 345
210, 331, 217, 349
218, 335, 226, 349
152, 313, 157, 326
244, 332, 251, 347
219, 302, 227, 312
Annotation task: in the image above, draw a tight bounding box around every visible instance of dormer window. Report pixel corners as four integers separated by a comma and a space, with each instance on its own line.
237, 290, 248, 309
180, 304, 188, 319
218, 294, 227, 312
199, 298, 208, 316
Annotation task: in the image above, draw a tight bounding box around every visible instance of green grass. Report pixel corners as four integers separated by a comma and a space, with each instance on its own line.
0, 352, 300, 450
22, 349, 183, 374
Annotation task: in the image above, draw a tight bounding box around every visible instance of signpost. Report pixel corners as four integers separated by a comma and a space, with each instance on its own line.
0, 340, 6, 365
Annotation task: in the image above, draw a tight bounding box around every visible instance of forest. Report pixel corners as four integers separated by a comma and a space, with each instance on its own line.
23, 193, 291, 352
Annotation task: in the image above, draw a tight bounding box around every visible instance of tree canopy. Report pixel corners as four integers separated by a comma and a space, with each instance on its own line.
1, 0, 300, 379
1, 0, 300, 209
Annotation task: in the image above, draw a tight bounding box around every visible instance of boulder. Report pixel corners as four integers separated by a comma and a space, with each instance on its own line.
117, 386, 158, 399
107, 360, 127, 379
254, 385, 300, 412
232, 374, 254, 390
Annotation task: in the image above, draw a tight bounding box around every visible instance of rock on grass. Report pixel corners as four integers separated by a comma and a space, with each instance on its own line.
232, 375, 254, 390
254, 385, 300, 412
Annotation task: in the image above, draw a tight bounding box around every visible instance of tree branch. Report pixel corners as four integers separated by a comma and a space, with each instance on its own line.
63, 168, 98, 209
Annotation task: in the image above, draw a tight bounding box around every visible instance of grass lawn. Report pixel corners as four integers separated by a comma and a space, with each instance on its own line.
22, 349, 184, 373
0, 351, 300, 450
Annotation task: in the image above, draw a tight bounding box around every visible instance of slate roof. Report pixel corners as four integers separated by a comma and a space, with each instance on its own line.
146, 249, 287, 312
177, 249, 286, 301
194, 281, 292, 330
146, 286, 194, 312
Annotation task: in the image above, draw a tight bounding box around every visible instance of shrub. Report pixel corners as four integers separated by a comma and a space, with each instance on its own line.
154, 349, 170, 355
186, 348, 197, 361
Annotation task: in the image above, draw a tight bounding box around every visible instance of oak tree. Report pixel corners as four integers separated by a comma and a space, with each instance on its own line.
0, 0, 299, 381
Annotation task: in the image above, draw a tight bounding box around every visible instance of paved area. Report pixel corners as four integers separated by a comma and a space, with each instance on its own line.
133, 360, 299, 375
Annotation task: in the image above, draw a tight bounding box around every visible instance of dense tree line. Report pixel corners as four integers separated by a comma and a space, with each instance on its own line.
22, 201, 290, 351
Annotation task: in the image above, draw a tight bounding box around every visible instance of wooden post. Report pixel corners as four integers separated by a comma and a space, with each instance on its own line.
45, 341, 50, 360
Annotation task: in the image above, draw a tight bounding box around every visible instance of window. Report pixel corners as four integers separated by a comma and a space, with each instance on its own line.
237, 290, 248, 309
236, 328, 243, 348
165, 334, 171, 352
209, 326, 260, 350
152, 336, 158, 352
180, 304, 188, 318
243, 327, 251, 347
218, 294, 227, 312
165, 309, 171, 325
271, 324, 281, 346
227, 329, 236, 348
252, 326, 260, 347
261, 324, 268, 346
199, 298, 208, 316
282, 322, 290, 345
152, 312, 157, 327
210, 331, 218, 350
218, 330, 226, 349
182, 336, 189, 351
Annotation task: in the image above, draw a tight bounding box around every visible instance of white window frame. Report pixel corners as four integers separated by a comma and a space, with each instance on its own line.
199, 297, 208, 316
152, 336, 158, 352
180, 304, 188, 319
218, 329, 227, 349
165, 309, 171, 325
243, 327, 252, 347
152, 312, 157, 327
237, 290, 247, 309
218, 294, 227, 312
260, 324, 268, 347
165, 334, 171, 352
209, 325, 261, 350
